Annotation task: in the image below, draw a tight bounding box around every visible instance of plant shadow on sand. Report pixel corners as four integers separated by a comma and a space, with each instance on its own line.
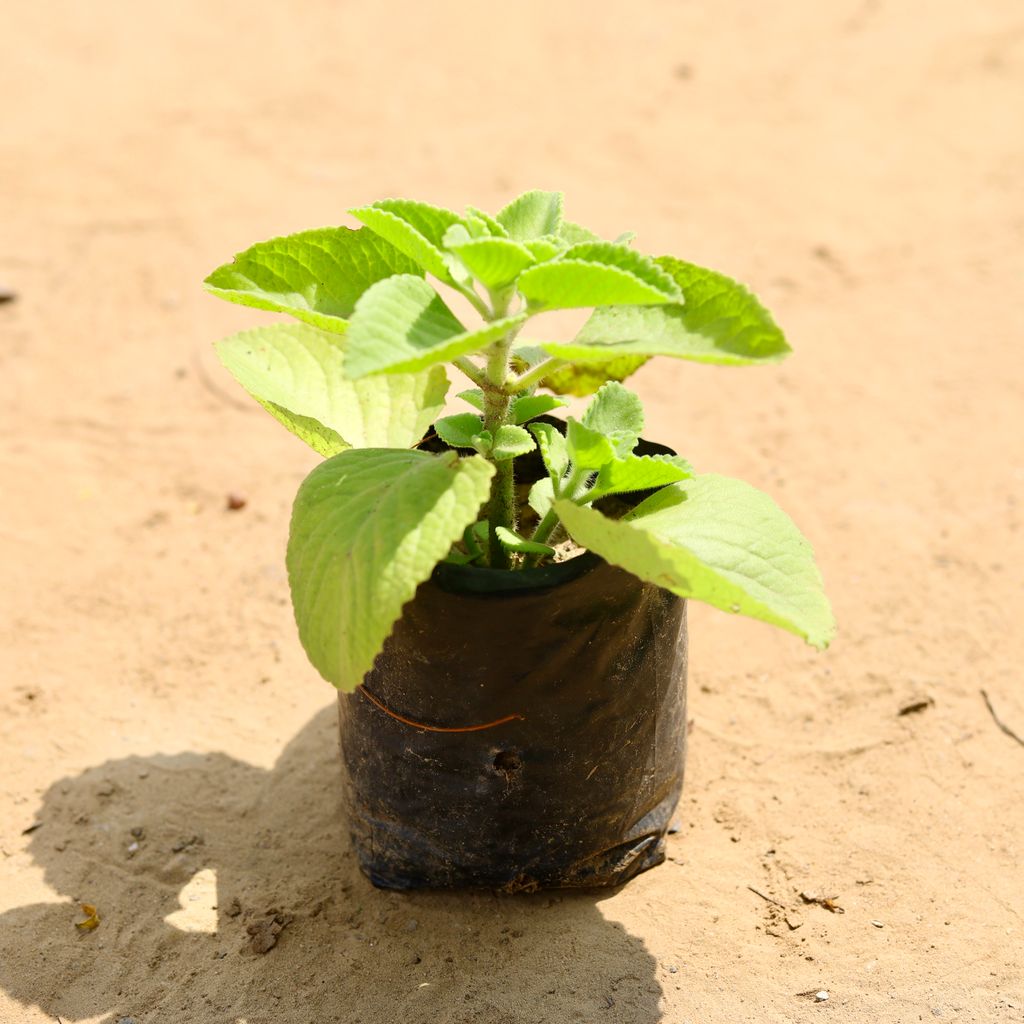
0, 706, 664, 1023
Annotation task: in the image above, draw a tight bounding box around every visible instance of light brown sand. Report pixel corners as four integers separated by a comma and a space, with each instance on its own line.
2, 2, 1023, 1021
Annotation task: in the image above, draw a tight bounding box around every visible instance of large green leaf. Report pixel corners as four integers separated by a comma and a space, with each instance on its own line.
344, 275, 526, 378
517, 243, 682, 311
350, 199, 464, 283
496, 190, 564, 241
288, 449, 494, 689
544, 256, 791, 366
204, 226, 420, 332
215, 323, 448, 454
555, 474, 834, 649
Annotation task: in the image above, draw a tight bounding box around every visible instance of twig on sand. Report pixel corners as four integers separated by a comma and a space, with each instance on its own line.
981, 690, 1024, 749
747, 885, 788, 909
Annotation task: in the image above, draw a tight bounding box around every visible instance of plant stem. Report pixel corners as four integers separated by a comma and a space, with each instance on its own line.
453, 356, 487, 387
513, 356, 567, 392
530, 507, 560, 546
482, 337, 516, 569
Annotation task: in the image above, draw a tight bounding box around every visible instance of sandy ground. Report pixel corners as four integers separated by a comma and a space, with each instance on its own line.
2, 1, 1023, 1021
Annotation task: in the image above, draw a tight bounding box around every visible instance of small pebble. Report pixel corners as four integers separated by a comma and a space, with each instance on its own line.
871, 920, 884, 928
226, 493, 247, 511
405, 918, 418, 932
667, 965, 678, 974
130, 826, 145, 839
815, 991, 829, 1002
127, 841, 139, 856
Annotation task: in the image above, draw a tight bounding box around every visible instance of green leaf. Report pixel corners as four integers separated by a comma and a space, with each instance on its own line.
462, 521, 486, 561
435, 412, 484, 448
544, 256, 791, 366
350, 199, 464, 283
558, 220, 602, 245
215, 323, 448, 454
523, 238, 563, 262
529, 421, 569, 482
581, 381, 644, 456
583, 454, 693, 503
565, 418, 616, 471
528, 477, 555, 518
457, 388, 485, 411
469, 430, 493, 456
542, 354, 650, 397
517, 243, 682, 311
444, 236, 536, 290
495, 526, 555, 557
496, 190, 564, 241
511, 394, 566, 423
555, 474, 835, 649
490, 424, 535, 461
344, 275, 527, 378
465, 206, 510, 238
288, 449, 495, 689
204, 226, 421, 332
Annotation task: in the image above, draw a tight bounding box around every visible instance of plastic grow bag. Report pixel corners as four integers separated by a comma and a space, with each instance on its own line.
337, 552, 688, 891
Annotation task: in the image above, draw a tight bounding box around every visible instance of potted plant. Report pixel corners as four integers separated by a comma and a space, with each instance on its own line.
204, 190, 834, 892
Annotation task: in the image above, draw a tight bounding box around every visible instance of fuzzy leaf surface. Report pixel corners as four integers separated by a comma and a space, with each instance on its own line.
581, 381, 644, 456
558, 220, 602, 245
529, 422, 569, 481
435, 413, 484, 448
445, 236, 536, 290
465, 206, 509, 238
490, 425, 535, 460
288, 449, 494, 689
457, 388, 485, 411
496, 190, 564, 241
523, 238, 563, 262
511, 394, 567, 423
545, 256, 790, 366
555, 474, 835, 649
528, 477, 555, 518
584, 454, 693, 502
350, 200, 463, 283
204, 226, 420, 332
542, 354, 650, 396
565, 418, 616, 471
345, 275, 526, 378
215, 323, 448, 453
517, 243, 682, 311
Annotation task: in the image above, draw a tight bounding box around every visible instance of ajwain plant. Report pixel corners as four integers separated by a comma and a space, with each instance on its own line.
205, 191, 835, 691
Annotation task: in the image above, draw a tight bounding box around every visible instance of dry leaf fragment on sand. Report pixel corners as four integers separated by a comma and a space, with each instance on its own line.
75, 903, 100, 930
800, 891, 845, 914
